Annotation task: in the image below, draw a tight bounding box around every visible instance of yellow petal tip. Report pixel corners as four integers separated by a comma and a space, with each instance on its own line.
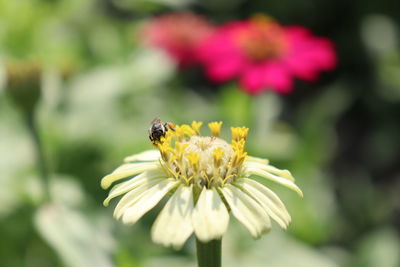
103, 199, 110, 207
297, 189, 304, 198
101, 178, 111, 189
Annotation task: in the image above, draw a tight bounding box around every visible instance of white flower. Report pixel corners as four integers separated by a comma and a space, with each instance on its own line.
101, 121, 302, 249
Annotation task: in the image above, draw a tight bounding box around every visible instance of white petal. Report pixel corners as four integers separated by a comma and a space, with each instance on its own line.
114, 177, 165, 219
124, 150, 160, 162
121, 179, 178, 225
244, 162, 303, 197
101, 162, 160, 189
261, 165, 295, 182
245, 156, 270, 165
192, 187, 229, 242
235, 178, 291, 229
220, 184, 271, 239
103, 169, 167, 206
151, 185, 194, 250
245, 161, 295, 181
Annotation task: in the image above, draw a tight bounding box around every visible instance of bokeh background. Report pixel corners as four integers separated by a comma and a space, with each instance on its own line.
0, 0, 399, 266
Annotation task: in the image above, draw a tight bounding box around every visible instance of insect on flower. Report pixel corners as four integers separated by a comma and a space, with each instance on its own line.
148, 118, 175, 144
102, 121, 303, 249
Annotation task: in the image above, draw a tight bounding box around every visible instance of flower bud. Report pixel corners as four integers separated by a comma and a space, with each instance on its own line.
5, 61, 42, 114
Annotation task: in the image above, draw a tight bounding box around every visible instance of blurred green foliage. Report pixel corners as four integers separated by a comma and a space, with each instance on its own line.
0, 0, 399, 267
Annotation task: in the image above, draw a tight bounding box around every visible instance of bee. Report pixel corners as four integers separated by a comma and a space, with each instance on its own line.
148, 118, 175, 144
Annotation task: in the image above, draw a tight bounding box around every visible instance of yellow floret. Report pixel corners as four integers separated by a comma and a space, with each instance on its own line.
186, 152, 200, 172
208, 121, 223, 137
231, 127, 249, 141
213, 147, 225, 167
174, 141, 188, 160
191, 121, 203, 135
174, 124, 196, 140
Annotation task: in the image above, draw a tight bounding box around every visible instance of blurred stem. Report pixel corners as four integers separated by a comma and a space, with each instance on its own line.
25, 111, 51, 202
219, 85, 251, 126
196, 238, 221, 267
252, 92, 281, 146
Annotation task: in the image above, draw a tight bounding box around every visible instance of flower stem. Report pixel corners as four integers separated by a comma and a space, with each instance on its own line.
252, 92, 281, 147
196, 238, 222, 267
25, 112, 51, 202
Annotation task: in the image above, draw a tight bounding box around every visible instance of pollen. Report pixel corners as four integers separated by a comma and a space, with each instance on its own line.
208, 121, 223, 137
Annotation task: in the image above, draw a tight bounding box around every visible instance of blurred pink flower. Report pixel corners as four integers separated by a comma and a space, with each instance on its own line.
142, 12, 215, 67
197, 16, 337, 94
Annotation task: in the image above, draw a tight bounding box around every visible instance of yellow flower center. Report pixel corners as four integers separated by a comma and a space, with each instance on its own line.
155, 122, 249, 188
236, 15, 288, 62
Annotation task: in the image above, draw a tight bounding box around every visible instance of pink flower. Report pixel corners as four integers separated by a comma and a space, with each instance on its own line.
142, 12, 215, 67
197, 16, 337, 94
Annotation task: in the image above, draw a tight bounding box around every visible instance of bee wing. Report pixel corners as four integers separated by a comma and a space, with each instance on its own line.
151, 118, 161, 124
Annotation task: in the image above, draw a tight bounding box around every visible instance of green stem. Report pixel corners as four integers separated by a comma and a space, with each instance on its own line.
252, 92, 281, 148
196, 238, 222, 267
25, 112, 51, 202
